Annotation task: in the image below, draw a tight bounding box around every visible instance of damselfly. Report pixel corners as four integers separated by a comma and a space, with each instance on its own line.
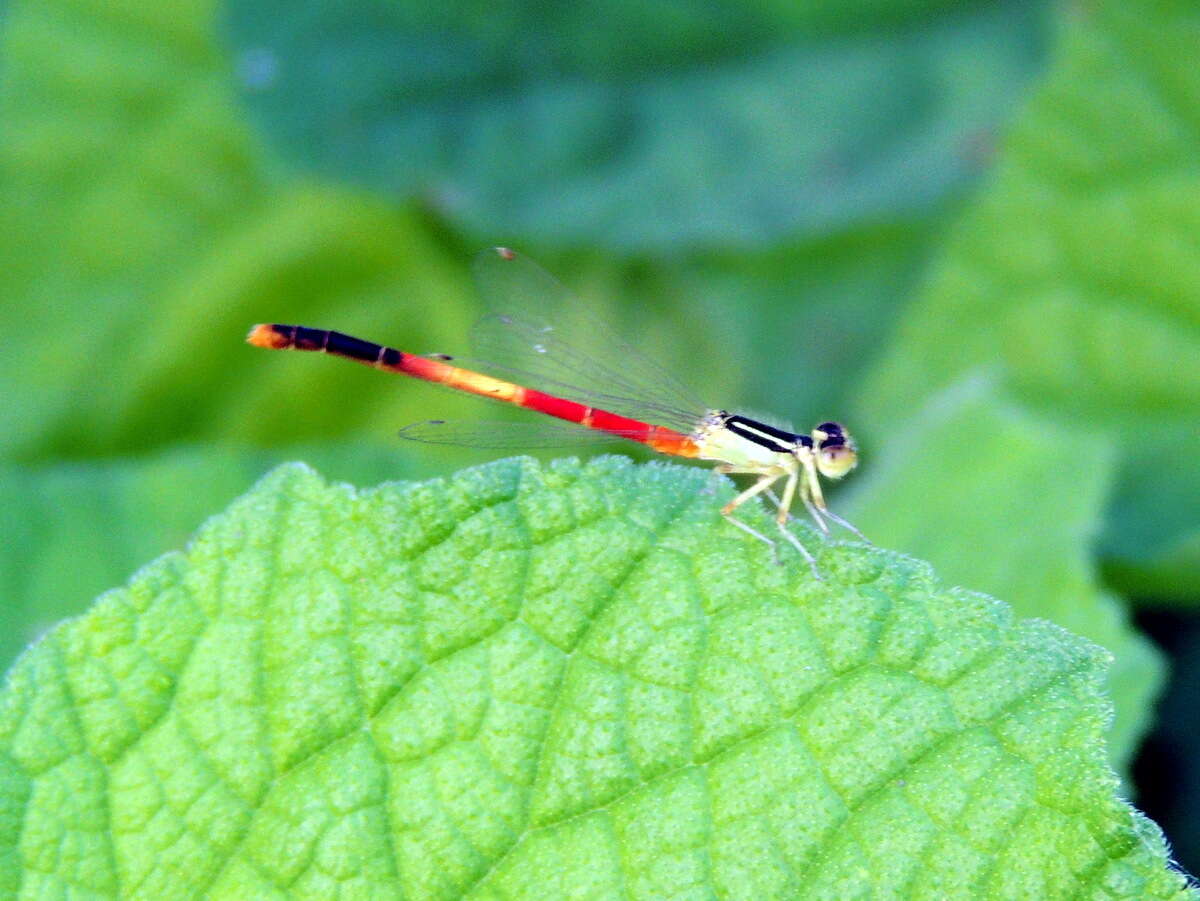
247, 247, 861, 569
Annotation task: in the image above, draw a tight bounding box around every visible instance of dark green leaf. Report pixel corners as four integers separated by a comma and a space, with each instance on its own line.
224, 0, 1048, 250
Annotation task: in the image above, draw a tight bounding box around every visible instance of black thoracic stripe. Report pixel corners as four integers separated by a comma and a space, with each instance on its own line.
725, 415, 798, 441
724, 415, 799, 453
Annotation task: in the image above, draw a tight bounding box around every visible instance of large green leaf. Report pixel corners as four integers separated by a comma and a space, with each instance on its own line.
852, 0, 1200, 600
223, 0, 1048, 250
0, 459, 1193, 898
0, 444, 438, 676
841, 375, 1162, 771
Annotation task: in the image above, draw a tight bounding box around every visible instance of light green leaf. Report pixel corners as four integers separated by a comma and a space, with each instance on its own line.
0, 0, 484, 462
223, 0, 1048, 250
1, 458, 1192, 898
852, 0, 1200, 599
841, 375, 1163, 770
0, 444, 438, 676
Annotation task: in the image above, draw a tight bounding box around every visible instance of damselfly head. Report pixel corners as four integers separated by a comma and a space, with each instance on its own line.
812, 421, 858, 479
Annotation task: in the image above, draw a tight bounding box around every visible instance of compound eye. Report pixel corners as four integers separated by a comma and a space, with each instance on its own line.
817, 443, 858, 478
814, 421, 844, 440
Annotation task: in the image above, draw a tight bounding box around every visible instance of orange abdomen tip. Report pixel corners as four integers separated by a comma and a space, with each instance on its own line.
247, 323, 291, 349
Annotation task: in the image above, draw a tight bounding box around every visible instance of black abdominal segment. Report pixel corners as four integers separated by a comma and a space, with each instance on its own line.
270, 325, 405, 368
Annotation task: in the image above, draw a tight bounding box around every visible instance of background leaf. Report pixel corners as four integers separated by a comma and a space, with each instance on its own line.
675, 217, 950, 429
0, 0, 979, 469
223, 0, 1048, 250
842, 375, 1162, 771
1101, 456, 1200, 603
0, 459, 1193, 899
0, 444, 433, 672
851, 0, 1200, 602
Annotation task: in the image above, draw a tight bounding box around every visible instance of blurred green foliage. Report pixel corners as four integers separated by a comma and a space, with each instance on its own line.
224, 0, 1045, 249
0, 0, 1197, 883
843, 376, 1162, 771
854, 0, 1200, 601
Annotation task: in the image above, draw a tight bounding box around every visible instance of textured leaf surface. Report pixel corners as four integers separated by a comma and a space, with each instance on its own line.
0, 444, 434, 675
853, 0, 1200, 599
842, 376, 1162, 770
0, 458, 1192, 899
224, 0, 1046, 250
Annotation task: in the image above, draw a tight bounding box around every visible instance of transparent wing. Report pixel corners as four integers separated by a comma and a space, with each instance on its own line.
397, 419, 649, 449
465, 247, 710, 435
